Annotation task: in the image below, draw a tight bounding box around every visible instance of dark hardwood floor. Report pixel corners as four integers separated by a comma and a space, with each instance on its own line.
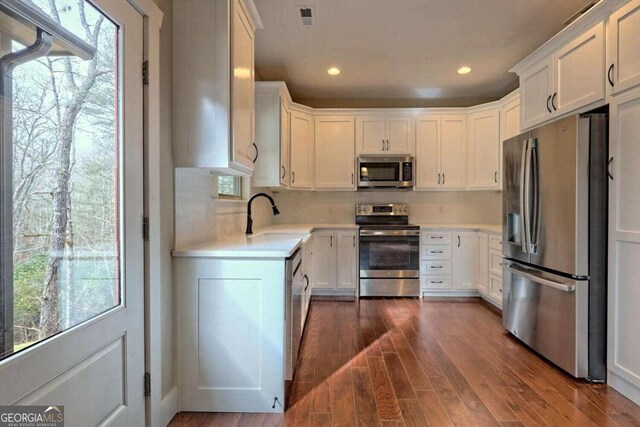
169, 298, 640, 426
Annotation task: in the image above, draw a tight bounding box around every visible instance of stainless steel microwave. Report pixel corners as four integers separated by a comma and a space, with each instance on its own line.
357, 156, 414, 190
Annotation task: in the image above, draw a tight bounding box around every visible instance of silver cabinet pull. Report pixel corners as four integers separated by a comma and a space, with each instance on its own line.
281, 166, 286, 180
608, 157, 614, 180
381, 140, 385, 151
442, 173, 445, 185
431, 280, 444, 284
351, 173, 354, 185
430, 236, 443, 239
430, 250, 443, 254
330, 235, 333, 247
353, 235, 355, 247
291, 171, 296, 184
438, 173, 441, 184
457, 235, 461, 247
431, 265, 443, 269
494, 171, 498, 183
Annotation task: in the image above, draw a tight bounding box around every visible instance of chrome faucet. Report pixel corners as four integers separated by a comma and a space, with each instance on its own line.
246, 193, 280, 235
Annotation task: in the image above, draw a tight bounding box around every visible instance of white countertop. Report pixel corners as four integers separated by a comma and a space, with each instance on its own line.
418, 223, 502, 233
172, 223, 501, 258
172, 223, 358, 258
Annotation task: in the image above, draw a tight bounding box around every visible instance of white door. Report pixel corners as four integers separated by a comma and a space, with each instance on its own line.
336, 232, 357, 290
520, 58, 553, 130
231, 0, 256, 171
468, 110, 500, 189
280, 101, 290, 186
453, 232, 477, 290
356, 116, 386, 154
553, 22, 605, 116
386, 116, 414, 154
476, 234, 489, 295
608, 87, 640, 395
608, 0, 640, 94
314, 116, 355, 190
415, 116, 441, 189
0, 0, 145, 425
312, 232, 335, 289
290, 110, 313, 189
440, 115, 467, 189
501, 97, 521, 141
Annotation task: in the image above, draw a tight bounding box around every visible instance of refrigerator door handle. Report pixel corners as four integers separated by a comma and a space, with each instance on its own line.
529, 139, 540, 254
519, 139, 531, 253
504, 263, 576, 292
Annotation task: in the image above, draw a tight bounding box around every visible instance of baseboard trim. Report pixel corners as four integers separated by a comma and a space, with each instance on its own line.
161, 386, 178, 427
608, 370, 640, 406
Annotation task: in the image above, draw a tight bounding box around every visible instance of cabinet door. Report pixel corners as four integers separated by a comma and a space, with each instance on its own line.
608, 0, 640, 94
520, 58, 552, 130
356, 116, 386, 154
453, 232, 477, 290
231, 0, 255, 171
553, 22, 605, 116
468, 109, 500, 189
476, 233, 489, 295
489, 274, 503, 305
386, 116, 414, 154
440, 115, 466, 189
336, 231, 357, 289
415, 116, 441, 189
315, 116, 356, 190
608, 87, 640, 392
312, 232, 335, 289
290, 110, 314, 189
280, 101, 290, 186
501, 97, 521, 142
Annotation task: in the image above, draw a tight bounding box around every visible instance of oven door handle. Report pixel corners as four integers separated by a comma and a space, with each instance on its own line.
359, 230, 420, 237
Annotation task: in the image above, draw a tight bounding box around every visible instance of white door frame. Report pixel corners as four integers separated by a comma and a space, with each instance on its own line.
124, 0, 170, 426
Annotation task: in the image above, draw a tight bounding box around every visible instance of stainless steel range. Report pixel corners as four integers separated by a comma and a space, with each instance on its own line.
356, 204, 420, 297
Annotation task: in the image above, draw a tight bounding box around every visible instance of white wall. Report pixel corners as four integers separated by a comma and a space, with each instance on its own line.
271, 190, 502, 225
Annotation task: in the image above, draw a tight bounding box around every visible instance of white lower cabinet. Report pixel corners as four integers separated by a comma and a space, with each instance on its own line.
312, 229, 358, 294
453, 232, 478, 290
420, 228, 502, 306
176, 257, 286, 412
301, 235, 313, 329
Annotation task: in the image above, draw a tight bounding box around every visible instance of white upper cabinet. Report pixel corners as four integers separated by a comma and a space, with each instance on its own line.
415, 116, 440, 189
314, 116, 356, 190
553, 22, 605, 115
356, 114, 414, 155
467, 109, 500, 190
440, 116, 467, 189
517, 20, 606, 131
520, 57, 554, 130
254, 82, 290, 188
501, 95, 521, 141
173, 0, 262, 175
608, 0, 640, 94
290, 109, 314, 189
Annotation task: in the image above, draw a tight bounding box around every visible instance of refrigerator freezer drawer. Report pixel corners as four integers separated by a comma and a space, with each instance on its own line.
502, 262, 589, 378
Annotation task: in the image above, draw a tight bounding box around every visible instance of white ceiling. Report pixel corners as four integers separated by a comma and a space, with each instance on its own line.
254, 0, 592, 107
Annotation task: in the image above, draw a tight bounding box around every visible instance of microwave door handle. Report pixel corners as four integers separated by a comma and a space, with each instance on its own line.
519, 139, 530, 254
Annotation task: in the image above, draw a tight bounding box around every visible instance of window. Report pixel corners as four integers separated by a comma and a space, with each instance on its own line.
218, 175, 242, 199
1, 1, 121, 360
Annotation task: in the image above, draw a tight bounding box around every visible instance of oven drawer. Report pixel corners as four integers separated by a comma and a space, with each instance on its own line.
490, 234, 502, 251
421, 275, 453, 290
421, 245, 452, 260
421, 231, 452, 245
421, 260, 452, 275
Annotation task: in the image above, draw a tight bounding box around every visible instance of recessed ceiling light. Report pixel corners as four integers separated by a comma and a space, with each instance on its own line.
327, 67, 341, 76
457, 66, 472, 75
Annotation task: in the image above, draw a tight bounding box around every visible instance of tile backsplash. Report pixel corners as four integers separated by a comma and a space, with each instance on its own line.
271, 190, 502, 225
174, 169, 274, 247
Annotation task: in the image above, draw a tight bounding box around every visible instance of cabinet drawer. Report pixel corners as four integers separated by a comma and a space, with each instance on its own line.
422, 231, 452, 245
421, 245, 452, 260
421, 260, 452, 275
490, 234, 502, 251
490, 273, 503, 302
490, 250, 503, 277
421, 275, 453, 290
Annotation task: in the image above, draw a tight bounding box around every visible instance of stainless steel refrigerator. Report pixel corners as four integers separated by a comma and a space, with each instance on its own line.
502, 111, 608, 382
